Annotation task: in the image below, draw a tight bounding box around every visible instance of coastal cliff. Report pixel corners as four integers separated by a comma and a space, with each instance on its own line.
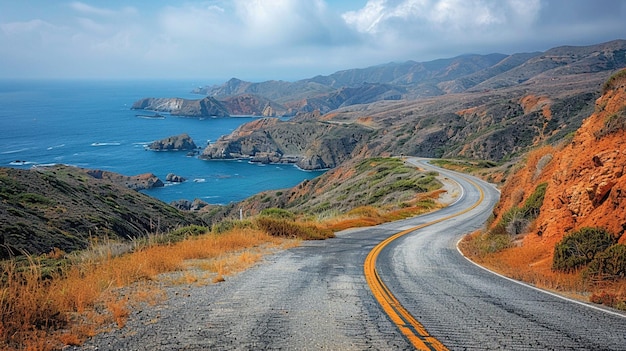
132, 96, 229, 117
199, 117, 371, 170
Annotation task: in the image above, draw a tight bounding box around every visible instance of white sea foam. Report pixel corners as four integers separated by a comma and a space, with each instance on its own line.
1, 148, 31, 154
91, 142, 121, 146
193, 178, 206, 182
8, 160, 34, 166
47, 144, 65, 150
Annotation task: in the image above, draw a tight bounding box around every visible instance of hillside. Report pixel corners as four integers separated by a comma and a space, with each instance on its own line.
494, 68, 626, 246
0, 165, 201, 257
205, 157, 445, 222
462, 69, 626, 307
194, 41, 626, 171
199, 117, 372, 170
132, 40, 625, 120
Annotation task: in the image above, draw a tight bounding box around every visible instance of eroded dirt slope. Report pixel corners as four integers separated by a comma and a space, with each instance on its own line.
493, 69, 626, 265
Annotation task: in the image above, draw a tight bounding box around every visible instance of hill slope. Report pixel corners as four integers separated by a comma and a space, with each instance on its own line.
132, 40, 625, 119
0, 166, 201, 257
494, 69, 626, 247
186, 40, 626, 169
467, 70, 626, 304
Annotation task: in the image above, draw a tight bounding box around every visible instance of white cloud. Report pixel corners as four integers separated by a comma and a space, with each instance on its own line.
0, 0, 623, 80
0, 19, 57, 36
69, 2, 137, 17
344, 0, 541, 34
70, 2, 116, 16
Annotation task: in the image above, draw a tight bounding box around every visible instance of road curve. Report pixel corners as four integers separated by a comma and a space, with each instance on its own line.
376, 158, 626, 350
74, 159, 626, 351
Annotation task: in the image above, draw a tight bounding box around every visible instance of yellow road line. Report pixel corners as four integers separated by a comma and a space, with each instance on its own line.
364, 176, 485, 350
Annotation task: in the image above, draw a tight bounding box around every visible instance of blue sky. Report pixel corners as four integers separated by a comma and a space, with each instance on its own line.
1, 0, 624, 81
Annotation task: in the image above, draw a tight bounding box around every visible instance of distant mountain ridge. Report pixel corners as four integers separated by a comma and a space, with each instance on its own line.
182, 40, 625, 169
136, 40, 623, 117
131, 40, 626, 170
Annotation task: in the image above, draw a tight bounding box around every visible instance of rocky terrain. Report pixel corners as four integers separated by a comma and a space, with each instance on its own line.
84, 169, 164, 190
493, 69, 626, 251
175, 41, 619, 170
4, 40, 626, 265
199, 116, 371, 170
131, 96, 229, 117
148, 133, 198, 151
0, 165, 201, 257
134, 41, 625, 121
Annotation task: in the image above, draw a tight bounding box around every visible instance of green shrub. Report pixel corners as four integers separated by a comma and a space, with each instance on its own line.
521, 182, 547, 218
168, 225, 209, 241
594, 107, 626, 139
256, 217, 334, 240
602, 69, 626, 94
259, 208, 296, 220
492, 207, 523, 236
492, 183, 547, 237
210, 220, 254, 234
585, 244, 626, 280
504, 210, 530, 236
18, 193, 52, 206
552, 227, 617, 272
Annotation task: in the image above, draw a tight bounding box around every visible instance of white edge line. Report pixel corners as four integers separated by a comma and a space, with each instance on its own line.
456, 237, 626, 319
419, 156, 624, 318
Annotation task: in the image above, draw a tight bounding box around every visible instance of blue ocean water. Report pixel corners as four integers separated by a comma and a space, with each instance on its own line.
0, 80, 323, 204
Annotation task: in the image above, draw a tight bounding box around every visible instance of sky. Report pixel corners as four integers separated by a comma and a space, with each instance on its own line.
1, 0, 625, 82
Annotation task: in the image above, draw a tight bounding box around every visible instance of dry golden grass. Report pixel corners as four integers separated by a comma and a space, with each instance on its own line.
460, 232, 626, 307
2, 191, 444, 350
324, 200, 439, 232
0, 227, 295, 351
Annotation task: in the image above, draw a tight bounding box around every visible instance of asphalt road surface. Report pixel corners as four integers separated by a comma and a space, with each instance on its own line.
76, 159, 626, 350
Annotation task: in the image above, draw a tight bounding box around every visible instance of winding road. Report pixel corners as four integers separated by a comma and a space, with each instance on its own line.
76, 159, 626, 350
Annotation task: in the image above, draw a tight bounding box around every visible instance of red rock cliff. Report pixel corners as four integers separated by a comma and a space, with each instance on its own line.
494, 69, 626, 257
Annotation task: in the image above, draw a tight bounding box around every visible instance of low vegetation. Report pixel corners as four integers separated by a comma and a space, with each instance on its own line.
0, 166, 201, 257
552, 227, 617, 272
0, 155, 452, 350
462, 182, 548, 256
0, 223, 301, 351
461, 198, 626, 311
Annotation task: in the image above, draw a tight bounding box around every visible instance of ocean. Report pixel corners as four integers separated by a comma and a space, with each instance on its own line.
0, 80, 323, 204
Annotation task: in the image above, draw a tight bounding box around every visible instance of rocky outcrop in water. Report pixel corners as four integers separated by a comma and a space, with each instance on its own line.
166, 173, 186, 183
170, 198, 209, 211
132, 97, 229, 117
86, 169, 164, 190
149, 133, 197, 151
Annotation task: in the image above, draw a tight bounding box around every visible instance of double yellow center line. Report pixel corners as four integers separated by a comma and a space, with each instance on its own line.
363, 176, 484, 350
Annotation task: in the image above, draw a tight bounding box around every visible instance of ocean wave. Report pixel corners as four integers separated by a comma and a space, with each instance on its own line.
47, 144, 65, 150
91, 142, 121, 147
1, 147, 31, 155
193, 178, 206, 182
8, 160, 34, 166
34, 163, 58, 168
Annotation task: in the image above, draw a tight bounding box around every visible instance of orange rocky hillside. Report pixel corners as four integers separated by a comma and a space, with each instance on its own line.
492, 69, 626, 267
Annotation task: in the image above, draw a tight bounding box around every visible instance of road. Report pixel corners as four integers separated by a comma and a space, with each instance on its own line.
76, 159, 626, 350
